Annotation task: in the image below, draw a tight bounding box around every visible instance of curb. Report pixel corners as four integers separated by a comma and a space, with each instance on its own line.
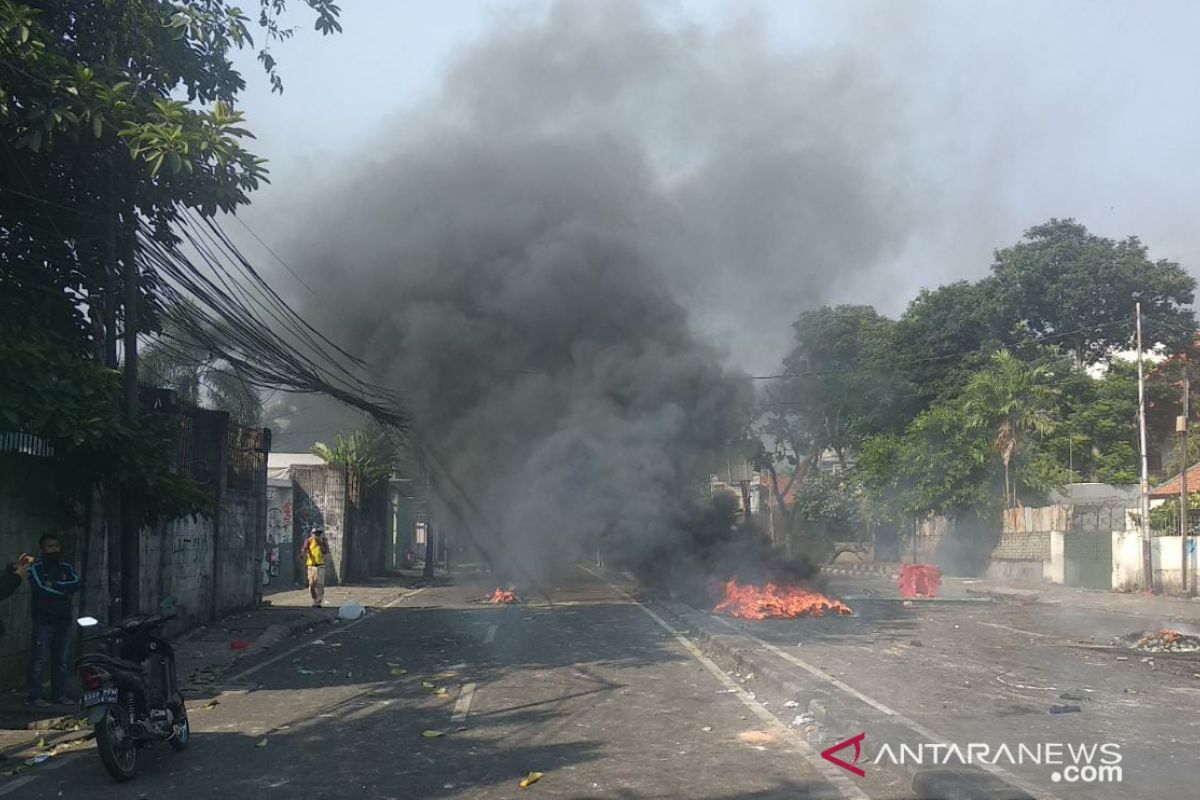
822, 565, 901, 580
654, 600, 1037, 800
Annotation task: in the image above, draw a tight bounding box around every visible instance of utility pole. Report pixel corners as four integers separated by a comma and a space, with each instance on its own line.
120, 208, 141, 614
1181, 371, 1191, 595
1136, 301, 1154, 592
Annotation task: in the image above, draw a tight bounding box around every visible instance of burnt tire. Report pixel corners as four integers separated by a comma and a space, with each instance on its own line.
95, 705, 138, 782
168, 693, 190, 751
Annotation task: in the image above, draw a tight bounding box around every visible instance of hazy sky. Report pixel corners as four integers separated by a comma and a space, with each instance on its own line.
230, 0, 1200, 372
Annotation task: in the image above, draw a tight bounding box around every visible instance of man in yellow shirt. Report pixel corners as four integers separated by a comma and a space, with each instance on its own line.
303, 527, 330, 608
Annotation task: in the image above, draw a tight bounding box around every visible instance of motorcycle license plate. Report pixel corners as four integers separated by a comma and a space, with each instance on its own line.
81, 688, 118, 708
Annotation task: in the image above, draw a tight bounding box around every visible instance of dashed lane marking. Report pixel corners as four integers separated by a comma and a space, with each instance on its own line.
451, 683, 477, 724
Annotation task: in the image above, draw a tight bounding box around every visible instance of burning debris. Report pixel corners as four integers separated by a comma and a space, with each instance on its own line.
712, 579, 852, 620
1132, 629, 1200, 653
488, 589, 519, 605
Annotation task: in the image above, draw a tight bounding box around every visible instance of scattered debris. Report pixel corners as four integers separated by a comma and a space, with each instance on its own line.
255, 738, 269, 747
1059, 689, 1086, 702
519, 771, 544, 788
203, 700, 220, 710
434, 687, 448, 696
738, 730, 776, 746
310, 639, 326, 646
422, 730, 447, 739
489, 589, 519, 605
996, 672, 1059, 692
422, 681, 436, 689
1049, 704, 1082, 714
783, 700, 800, 708
910, 640, 924, 647
338, 602, 366, 621
713, 579, 852, 619
791, 713, 816, 727
24, 754, 51, 767
701, 726, 713, 732
230, 640, 251, 652
1133, 629, 1200, 653
297, 668, 315, 676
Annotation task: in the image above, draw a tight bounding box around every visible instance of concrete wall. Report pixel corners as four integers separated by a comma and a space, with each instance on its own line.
290, 464, 347, 585
287, 464, 391, 584
1149, 536, 1200, 594
1112, 530, 1144, 592
266, 481, 294, 586
0, 402, 269, 689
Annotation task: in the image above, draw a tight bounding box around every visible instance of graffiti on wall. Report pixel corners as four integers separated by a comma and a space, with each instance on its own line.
265, 486, 294, 586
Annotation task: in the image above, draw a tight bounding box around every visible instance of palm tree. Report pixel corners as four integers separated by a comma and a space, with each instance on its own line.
312, 428, 396, 486
962, 350, 1059, 508
140, 302, 263, 426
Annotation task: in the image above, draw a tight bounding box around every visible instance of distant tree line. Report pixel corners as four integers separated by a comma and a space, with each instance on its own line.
756, 219, 1198, 557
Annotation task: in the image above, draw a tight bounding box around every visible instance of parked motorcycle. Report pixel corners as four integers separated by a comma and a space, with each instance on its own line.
74, 611, 190, 781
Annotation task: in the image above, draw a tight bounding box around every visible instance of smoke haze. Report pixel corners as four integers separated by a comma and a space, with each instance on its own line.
258, 0, 1199, 578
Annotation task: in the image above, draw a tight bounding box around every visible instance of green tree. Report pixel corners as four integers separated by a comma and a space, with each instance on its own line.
859, 404, 995, 525
991, 219, 1196, 367
313, 428, 397, 487
890, 279, 1012, 406
0, 1, 339, 522
1, 0, 341, 350
961, 350, 1059, 508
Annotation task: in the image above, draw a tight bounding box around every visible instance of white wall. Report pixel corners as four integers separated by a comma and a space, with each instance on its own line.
1046, 531, 1065, 585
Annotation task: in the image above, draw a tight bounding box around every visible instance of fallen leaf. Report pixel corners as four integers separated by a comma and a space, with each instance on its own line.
421, 681, 436, 689
434, 687, 448, 696
204, 700, 220, 710
520, 771, 545, 789
255, 738, 269, 748
36, 737, 45, 749
421, 730, 446, 739
390, 668, 408, 677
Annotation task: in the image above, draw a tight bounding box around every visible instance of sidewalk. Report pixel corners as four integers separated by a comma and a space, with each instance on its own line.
0, 573, 427, 763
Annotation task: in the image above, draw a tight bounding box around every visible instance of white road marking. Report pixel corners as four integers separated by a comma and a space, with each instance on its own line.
484, 624, 498, 644
581, 566, 871, 800
706, 613, 1063, 800
451, 682, 477, 723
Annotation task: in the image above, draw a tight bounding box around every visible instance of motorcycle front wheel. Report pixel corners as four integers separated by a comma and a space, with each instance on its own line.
95, 704, 138, 782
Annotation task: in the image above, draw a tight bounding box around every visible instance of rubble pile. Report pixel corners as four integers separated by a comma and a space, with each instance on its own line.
1132, 629, 1200, 653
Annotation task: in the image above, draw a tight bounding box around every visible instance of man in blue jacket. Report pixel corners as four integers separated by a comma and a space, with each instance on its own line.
27, 534, 80, 707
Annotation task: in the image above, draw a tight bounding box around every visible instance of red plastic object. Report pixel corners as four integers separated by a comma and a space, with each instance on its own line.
898, 564, 941, 598
230, 639, 251, 651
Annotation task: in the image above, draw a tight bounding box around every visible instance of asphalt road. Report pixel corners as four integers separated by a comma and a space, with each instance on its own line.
4, 569, 880, 800
688, 573, 1200, 800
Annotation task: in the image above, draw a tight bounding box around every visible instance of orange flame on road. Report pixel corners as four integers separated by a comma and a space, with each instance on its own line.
489, 589, 518, 604
713, 578, 852, 620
